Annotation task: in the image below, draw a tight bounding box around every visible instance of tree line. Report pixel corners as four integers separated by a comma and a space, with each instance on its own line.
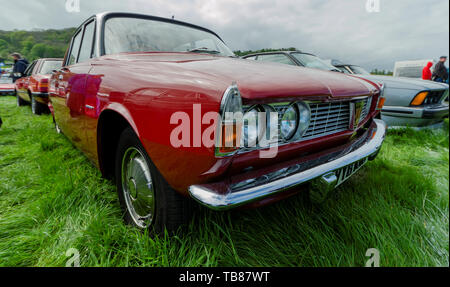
0, 28, 76, 64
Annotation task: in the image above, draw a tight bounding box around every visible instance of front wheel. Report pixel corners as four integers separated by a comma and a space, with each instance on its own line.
115, 127, 192, 234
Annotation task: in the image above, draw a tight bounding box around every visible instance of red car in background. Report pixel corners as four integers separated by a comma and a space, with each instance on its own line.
0, 74, 15, 96
50, 12, 386, 234
15, 58, 62, 114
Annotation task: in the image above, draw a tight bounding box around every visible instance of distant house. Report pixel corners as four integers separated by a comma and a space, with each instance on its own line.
393, 59, 433, 78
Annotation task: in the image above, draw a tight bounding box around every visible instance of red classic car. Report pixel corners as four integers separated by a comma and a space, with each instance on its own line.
49, 12, 386, 233
15, 58, 63, 114
0, 74, 15, 96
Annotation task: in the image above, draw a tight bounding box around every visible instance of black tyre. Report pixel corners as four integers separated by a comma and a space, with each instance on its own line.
31, 95, 45, 115
115, 127, 192, 234
17, 92, 27, 107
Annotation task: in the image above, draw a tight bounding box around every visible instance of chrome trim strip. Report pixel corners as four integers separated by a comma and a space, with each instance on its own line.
189, 119, 386, 210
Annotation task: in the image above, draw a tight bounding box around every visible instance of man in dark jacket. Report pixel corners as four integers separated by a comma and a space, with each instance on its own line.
10, 53, 29, 83
432, 56, 448, 83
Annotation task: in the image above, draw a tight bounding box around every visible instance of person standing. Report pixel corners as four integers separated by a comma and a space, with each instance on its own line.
432, 56, 448, 83
10, 53, 29, 83
422, 61, 433, 80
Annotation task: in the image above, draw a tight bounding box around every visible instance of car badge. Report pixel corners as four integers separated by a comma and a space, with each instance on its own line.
351, 100, 365, 130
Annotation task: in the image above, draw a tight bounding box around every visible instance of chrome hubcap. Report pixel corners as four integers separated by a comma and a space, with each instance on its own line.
121, 147, 155, 228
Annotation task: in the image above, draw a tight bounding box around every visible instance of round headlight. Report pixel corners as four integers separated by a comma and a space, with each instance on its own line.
296, 101, 311, 137
241, 107, 264, 147
280, 105, 298, 140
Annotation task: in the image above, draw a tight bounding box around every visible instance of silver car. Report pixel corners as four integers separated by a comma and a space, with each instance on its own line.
330, 60, 449, 127
242, 51, 449, 127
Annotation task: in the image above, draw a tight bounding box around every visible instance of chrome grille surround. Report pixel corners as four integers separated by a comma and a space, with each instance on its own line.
241, 96, 372, 152
358, 97, 372, 126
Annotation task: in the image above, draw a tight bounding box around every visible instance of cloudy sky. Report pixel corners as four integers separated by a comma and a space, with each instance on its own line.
1, 0, 448, 71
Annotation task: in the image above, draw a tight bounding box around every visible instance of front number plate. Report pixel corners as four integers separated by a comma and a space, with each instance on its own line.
334, 158, 368, 187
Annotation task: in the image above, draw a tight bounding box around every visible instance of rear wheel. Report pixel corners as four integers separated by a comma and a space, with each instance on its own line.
115, 127, 192, 234
16, 92, 27, 107
31, 96, 45, 115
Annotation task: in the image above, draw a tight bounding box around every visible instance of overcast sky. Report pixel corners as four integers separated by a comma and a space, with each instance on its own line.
1, 0, 448, 71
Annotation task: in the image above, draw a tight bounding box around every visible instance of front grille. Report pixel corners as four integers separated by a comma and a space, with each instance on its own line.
241, 97, 372, 150
423, 90, 446, 105
303, 101, 350, 139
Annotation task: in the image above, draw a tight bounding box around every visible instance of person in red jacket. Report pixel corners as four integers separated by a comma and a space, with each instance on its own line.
422, 61, 433, 80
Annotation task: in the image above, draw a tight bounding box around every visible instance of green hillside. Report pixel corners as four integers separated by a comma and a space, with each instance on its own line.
0, 28, 76, 63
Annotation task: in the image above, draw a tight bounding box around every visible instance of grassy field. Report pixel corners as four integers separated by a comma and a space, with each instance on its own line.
0, 95, 448, 267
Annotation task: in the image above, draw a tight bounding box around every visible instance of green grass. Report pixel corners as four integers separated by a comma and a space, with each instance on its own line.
0, 95, 448, 267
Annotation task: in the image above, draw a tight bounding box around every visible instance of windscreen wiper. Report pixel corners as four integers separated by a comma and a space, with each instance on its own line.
187, 47, 220, 54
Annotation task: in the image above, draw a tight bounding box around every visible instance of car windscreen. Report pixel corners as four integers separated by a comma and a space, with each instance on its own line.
39, 61, 63, 75
291, 53, 337, 71
349, 65, 370, 75
104, 17, 235, 57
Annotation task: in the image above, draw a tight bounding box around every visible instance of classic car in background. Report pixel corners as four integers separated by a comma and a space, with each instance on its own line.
243, 50, 342, 72
243, 51, 449, 127
329, 59, 449, 127
15, 58, 63, 115
49, 12, 386, 233
0, 74, 15, 96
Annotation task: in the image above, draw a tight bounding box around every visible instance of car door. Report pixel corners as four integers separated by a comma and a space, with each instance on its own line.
52, 20, 95, 151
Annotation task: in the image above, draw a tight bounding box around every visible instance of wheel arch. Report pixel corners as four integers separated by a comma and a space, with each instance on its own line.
97, 104, 140, 179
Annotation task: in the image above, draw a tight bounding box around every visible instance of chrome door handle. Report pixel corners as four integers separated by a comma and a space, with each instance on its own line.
85, 105, 95, 110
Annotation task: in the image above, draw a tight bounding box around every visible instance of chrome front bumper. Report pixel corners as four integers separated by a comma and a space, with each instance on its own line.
0, 89, 14, 94
189, 119, 387, 210
382, 103, 449, 119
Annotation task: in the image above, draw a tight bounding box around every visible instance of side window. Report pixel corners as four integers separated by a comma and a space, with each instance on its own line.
78, 21, 96, 63
257, 54, 295, 65
68, 31, 82, 66
24, 61, 36, 76
245, 56, 257, 60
